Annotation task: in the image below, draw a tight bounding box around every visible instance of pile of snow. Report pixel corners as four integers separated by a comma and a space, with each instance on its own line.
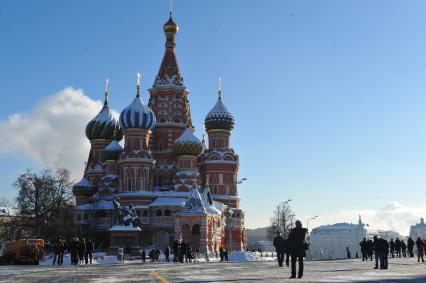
228, 251, 269, 262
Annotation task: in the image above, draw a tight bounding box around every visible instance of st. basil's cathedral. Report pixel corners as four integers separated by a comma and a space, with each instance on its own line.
73, 12, 246, 254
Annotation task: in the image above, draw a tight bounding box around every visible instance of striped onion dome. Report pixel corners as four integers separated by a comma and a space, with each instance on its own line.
204, 94, 234, 131
72, 177, 96, 196
119, 89, 156, 130
104, 139, 123, 161
174, 127, 203, 156
85, 94, 122, 141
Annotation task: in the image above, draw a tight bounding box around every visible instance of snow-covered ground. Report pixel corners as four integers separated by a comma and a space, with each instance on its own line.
2, 255, 426, 282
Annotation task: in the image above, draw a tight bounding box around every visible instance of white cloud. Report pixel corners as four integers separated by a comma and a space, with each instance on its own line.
0, 87, 113, 181
306, 201, 426, 236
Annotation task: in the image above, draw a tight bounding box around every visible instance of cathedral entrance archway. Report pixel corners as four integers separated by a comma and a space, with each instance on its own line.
182, 224, 190, 242
191, 224, 201, 250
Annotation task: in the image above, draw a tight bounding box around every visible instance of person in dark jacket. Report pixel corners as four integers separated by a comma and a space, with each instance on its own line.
164, 246, 170, 262
287, 220, 308, 279
52, 237, 63, 266
172, 240, 179, 262
78, 238, 86, 266
219, 247, 224, 262
372, 236, 380, 269
85, 239, 94, 264
416, 237, 425, 262
69, 238, 79, 265
407, 237, 415, 257
401, 240, 407, 257
141, 249, 146, 263
389, 239, 395, 258
359, 238, 368, 261
395, 238, 402, 258
273, 231, 286, 267
379, 238, 389, 269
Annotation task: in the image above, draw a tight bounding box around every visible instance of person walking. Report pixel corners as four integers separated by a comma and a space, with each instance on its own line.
287, 220, 308, 279
395, 238, 401, 258
70, 237, 79, 265
219, 247, 224, 262
172, 240, 179, 262
273, 231, 286, 267
85, 239, 94, 264
141, 248, 146, 263
78, 238, 86, 266
407, 237, 415, 258
416, 237, 425, 262
401, 240, 407, 257
164, 246, 170, 262
372, 236, 380, 269
52, 237, 63, 266
359, 238, 368, 261
389, 239, 395, 258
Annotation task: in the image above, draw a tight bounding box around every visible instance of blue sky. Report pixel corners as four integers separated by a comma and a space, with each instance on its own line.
1, 0, 426, 232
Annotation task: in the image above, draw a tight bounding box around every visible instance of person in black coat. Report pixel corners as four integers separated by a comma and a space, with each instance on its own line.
359, 238, 368, 261
287, 220, 308, 279
273, 231, 286, 267
141, 249, 146, 263
395, 238, 402, 258
407, 237, 415, 257
85, 239, 94, 264
78, 238, 86, 266
172, 240, 179, 262
164, 246, 170, 262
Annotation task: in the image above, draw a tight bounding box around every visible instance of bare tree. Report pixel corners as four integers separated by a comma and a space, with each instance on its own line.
268, 201, 295, 239
5, 168, 77, 241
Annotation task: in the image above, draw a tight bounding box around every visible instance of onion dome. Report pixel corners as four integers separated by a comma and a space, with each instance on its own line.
174, 126, 203, 156
163, 12, 179, 33
104, 139, 123, 161
85, 85, 122, 141
119, 76, 156, 130
204, 88, 234, 131
72, 177, 96, 196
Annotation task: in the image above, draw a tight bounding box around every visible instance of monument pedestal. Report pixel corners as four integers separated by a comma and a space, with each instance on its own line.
108, 225, 142, 256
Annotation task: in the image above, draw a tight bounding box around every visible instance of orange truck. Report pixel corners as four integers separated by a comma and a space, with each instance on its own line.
0, 239, 44, 265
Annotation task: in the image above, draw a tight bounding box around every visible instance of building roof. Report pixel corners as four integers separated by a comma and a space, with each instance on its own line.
150, 197, 186, 207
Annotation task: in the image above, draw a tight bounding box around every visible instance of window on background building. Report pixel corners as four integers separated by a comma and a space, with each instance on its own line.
156, 209, 163, 217
165, 209, 171, 216
136, 210, 141, 217
213, 184, 219, 194
139, 177, 145, 191
143, 211, 148, 217
127, 178, 132, 192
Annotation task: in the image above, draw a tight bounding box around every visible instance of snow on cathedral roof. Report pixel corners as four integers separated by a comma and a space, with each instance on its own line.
150, 197, 186, 207
178, 185, 207, 214
202, 186, 221, 215
205, 95, 234, 131
119, 94, 156, 130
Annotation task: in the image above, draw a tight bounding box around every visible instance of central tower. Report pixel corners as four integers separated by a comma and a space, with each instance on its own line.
148, 12, 192, 190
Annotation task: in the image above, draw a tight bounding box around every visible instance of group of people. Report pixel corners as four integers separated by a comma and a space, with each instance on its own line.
52, 237, 94, 266
273, 220, 309, 279
359, 236, 426, 270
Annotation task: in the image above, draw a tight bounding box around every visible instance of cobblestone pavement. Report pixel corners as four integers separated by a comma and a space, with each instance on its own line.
1, 258, 426, 283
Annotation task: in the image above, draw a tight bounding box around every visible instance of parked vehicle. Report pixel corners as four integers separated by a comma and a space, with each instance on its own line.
0, 239, 44, 265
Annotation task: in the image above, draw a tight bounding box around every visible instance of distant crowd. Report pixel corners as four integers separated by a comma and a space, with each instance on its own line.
358, 236, 426, 269
51, 236, 94, 266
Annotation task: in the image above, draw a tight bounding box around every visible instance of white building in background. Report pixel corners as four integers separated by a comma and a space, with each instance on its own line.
410, 218, 426, 240
309, 216, 366, 260
367, 229, 403, 241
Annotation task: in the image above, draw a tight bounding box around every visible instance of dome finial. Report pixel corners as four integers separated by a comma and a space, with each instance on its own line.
218, 77, 222, 98
136, 73, 141, 97
169, 0, 173, 14
104, 79, 109, 105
